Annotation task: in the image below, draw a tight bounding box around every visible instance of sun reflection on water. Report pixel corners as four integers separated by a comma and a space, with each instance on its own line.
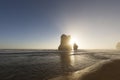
59, 51, 76, 72
70, 52, 75, 66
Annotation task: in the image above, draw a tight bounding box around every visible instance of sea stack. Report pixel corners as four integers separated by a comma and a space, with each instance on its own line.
58, 34, 72, 51
73, 43, 78, 50
116, 42, 120, 49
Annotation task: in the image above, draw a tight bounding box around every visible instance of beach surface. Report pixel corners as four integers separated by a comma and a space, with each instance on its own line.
0, 49, 120, 80
49, 59, 120, 80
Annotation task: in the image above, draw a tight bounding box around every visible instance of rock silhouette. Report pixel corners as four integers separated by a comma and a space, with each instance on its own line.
116, 42, 120, 49
58, 34, 72, 51
73, 43, 78, 50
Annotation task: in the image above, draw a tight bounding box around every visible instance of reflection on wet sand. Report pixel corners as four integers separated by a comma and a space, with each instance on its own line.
60, 52, 75, 72
49, 56, 105, 80
49, 51, 84, 80
49, 52, 102, 80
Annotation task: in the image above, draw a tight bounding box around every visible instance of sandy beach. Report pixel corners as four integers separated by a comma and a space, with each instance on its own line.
0, 50, 120, 80
49, 59, 120, 80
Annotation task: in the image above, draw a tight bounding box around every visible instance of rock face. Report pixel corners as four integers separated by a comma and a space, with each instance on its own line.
73, 43, 78, 50
116, 42, 120, 49
58, 34, 72, 51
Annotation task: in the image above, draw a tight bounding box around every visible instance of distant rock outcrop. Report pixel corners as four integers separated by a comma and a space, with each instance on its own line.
58, 34, 72, 51
116, 42, 120, 49
73, 43, 78, 50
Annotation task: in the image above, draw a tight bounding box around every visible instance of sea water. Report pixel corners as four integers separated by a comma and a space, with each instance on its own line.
0, 49, 120, 80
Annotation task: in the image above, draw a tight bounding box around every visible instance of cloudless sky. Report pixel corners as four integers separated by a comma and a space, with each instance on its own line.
0, 0, 120, 49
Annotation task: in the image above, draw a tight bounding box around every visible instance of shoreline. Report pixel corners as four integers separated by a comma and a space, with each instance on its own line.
0, 50, 120, 80
49, 59, 119, 80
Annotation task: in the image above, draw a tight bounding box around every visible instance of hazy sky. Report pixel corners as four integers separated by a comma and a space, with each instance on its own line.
0, 0, 120, 49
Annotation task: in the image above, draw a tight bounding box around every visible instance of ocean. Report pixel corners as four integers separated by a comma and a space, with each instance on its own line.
0, 49, 120, 80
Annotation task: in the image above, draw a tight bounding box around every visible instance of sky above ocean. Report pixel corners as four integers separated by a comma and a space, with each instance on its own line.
0, 0, 120, 49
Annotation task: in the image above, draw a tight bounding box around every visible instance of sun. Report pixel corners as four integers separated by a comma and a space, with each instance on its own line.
69, 37, 77, 45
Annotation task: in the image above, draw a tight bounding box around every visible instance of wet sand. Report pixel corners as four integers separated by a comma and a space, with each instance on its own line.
0, 50, 120, 80
49, 59, 120, 80
0, 51, 104, 80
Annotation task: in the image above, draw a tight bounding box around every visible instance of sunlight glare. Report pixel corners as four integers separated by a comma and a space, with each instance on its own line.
70, 37, 78, 46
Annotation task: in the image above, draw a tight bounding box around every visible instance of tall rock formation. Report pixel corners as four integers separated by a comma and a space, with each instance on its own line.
58, 34, 72, 51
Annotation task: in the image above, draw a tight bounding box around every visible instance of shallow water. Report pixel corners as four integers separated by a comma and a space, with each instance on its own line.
0, 49, 120, 80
